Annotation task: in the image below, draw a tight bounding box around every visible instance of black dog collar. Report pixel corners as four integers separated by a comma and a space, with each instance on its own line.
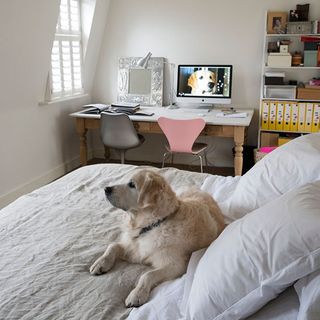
136, 217, 167, 238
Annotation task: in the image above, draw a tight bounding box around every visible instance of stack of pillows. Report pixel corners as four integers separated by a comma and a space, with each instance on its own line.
188, 133, 320, 320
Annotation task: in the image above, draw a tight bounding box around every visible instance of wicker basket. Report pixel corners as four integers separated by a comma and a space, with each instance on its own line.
254, 149, 267, 163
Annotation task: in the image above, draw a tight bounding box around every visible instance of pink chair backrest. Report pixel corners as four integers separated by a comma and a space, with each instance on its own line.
158, 117, 206, 153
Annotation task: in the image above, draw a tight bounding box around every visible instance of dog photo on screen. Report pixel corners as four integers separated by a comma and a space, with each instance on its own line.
177, 66, 230, 97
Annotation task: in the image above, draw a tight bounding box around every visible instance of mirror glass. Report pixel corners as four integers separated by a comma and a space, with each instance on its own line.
118, 57, 164, 106
128, 69, 151, 95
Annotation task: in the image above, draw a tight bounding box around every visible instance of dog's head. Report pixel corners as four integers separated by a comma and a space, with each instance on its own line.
104, 170, 179, 218
188, 70, 216, 94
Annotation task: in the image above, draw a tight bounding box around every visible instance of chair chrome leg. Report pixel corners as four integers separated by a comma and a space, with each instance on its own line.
171, 153, 174, 164
198, 154, 203, 173
162, 152, 170, 168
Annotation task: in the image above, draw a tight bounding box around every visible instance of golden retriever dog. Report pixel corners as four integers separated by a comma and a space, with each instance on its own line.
90, 170, 225, 307
188, 69, 216, 95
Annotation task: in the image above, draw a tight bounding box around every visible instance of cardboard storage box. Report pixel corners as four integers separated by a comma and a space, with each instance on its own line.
267, 53, 292, 67
278, 137, 293, 146
297, 87, 320, 100
260, 132, 279, 147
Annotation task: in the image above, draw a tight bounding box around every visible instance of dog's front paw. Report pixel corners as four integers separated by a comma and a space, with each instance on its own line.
89, 255, 112, 275
125, 287, 150, 308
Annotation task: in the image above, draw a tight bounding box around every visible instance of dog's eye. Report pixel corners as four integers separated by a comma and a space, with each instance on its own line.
199, 76, 203, 80
128, 181, 136, 188
209, 76, 212, 79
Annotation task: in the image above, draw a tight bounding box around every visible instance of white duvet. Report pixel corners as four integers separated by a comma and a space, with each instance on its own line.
1, 133, 320, 320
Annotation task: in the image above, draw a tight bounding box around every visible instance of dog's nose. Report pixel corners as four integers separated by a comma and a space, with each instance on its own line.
105, 187, 113, 195
208, 82, 215, 89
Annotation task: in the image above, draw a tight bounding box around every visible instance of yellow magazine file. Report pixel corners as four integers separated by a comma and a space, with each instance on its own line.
269, 102, 277, 130
305, 103, 314, 132
261, 101, 269, 130
312, 103, 320, 132
290, 103, 299, 132
298, 103, 306, 132
283, 102, 291, 131
276, 102, 284, 131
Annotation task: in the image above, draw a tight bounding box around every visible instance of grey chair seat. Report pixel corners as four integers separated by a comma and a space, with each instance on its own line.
100, 112, 145, 164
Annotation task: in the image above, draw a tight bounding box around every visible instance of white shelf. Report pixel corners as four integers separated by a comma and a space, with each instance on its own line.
264, 66, 320, 70
265, 33, 320, 37
260, 129, 312, 134
262, 97, 320, 102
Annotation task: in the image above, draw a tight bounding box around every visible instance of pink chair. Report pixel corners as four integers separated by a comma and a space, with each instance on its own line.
158, 117, 208, 172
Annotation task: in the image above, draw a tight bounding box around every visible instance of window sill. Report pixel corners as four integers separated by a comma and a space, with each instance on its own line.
38, 93, 90, 106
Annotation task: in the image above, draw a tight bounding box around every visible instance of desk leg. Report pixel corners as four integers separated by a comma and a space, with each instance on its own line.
76, 118, 88, 166
234, 126, 245, 176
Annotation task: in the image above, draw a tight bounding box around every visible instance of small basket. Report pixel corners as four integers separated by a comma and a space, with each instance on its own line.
254, 149, 267, 163
254, 146, 278, 163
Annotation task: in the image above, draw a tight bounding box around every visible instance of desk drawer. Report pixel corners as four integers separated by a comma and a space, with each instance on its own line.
204, 125, 234, 137
134, 122, 162, 133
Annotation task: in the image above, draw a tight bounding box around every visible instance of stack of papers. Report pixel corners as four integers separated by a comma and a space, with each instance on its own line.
111, 102, 140, 109
82, 102, 141, 115
110, 102, 140, 113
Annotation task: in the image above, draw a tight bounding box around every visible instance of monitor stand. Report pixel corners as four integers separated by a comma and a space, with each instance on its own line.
197, 103, 215, 112
171, 102, 215, 110
167, 103, 179, 110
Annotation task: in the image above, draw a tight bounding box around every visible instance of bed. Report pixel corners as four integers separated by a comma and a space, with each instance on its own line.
1, 133, 320, 320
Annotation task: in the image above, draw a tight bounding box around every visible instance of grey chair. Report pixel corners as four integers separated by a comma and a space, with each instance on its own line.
100, 112, 145, 164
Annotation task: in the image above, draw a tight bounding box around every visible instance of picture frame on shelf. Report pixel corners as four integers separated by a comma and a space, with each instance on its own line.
267, 12, 288, 34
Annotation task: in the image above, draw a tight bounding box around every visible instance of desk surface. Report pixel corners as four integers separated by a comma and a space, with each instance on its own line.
70, 106, 254, 127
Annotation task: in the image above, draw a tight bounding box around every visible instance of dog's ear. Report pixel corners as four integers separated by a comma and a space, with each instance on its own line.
210, 71, 216, 83
137, 171, 165, 208
188, 73, 197, 89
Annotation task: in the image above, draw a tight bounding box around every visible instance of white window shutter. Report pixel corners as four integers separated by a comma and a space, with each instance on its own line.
50, 0, 83, 99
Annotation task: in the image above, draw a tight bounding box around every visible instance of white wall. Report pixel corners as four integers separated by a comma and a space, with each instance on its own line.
0, 0, 110, 208
92, 0, 320, 166
1, 0, 319, 207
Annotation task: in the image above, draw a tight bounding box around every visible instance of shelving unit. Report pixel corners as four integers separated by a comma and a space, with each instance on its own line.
258, 13, 320, 147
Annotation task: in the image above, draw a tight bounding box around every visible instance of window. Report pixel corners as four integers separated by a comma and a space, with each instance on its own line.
50, 0, 83, 99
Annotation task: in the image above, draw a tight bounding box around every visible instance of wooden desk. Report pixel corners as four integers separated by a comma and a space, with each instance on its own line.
70, 107, 254, 176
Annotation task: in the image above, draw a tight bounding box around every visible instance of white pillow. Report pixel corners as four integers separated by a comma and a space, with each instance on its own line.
205, 133, 320, 221
186, 180, 320, 320
294, 270, 320, 320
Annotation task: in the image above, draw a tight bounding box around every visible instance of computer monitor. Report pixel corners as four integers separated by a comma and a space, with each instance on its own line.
176, 65, 233, 106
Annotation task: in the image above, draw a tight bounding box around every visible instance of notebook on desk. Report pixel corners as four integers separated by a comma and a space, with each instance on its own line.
82, 107, 154, 116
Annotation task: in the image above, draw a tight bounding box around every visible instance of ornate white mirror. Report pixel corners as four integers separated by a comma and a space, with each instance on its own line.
117, 57, 164, 106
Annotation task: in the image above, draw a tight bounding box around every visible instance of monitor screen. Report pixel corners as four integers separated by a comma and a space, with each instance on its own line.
176, 65, 232, 102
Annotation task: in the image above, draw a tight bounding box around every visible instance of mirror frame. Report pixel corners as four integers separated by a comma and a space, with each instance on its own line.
117, 57, 164, 106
